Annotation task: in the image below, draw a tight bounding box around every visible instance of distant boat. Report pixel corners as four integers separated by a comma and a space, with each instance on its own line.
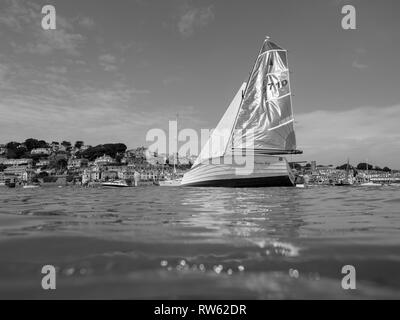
359, 159, 381, 187
181, 37, 302, 187
335, 159, 353, 186
159, 114, 183, 187
101, 180, 130, 188
23, 184, 40, 189
158, 178, 182, 187
360, 181, 382, 187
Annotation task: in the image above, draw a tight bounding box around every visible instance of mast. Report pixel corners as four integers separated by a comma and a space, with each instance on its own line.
225, 37, 268, 155
174, 113, 178, 174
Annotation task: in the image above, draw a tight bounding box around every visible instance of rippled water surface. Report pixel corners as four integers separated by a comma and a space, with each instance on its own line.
1, 185, 400, 299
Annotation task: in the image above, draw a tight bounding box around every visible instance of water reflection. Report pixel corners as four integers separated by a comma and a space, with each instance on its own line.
1, 186, 400, 298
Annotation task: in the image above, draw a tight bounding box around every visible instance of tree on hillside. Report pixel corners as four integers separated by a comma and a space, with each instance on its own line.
336, 163, 354, 170
61, 141, 72, 148
38, 171, 49, 178
24, 138, 48, 151
79, 143, 127, 161
383, 167, 391, 172
24, 138, 39, 151
6, 142, 27, 159
356, 163, 373, 171
74, 141, 84, 149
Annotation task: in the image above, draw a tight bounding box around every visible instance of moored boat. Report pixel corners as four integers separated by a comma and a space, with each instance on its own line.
23, 184, 40, 189
101, 180, 130, 188
360, 181, 382, 187
157, 178, 182, 187
181, 37, 302, 188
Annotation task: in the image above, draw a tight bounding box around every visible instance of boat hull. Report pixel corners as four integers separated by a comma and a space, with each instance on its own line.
102, 184, 130, 188
181, 154, 295, 188
158, 179, 182, 187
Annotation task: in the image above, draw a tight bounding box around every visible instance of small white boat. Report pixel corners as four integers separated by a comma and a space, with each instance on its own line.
360, 181, 382, 187
23, 185, 40, 189
158, 178, 182, 187
295, 184, 305, 188
101, 180, 130, 188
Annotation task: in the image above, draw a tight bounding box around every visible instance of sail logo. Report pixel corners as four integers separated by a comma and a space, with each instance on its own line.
267, 80, 288, 91
264, 73, 289, 101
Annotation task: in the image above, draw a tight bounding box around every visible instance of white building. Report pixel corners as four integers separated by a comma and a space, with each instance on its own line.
94, 154, 115, 166
67, 158, 89, 169
31, 148, 51, 155
0, 158, 33, 167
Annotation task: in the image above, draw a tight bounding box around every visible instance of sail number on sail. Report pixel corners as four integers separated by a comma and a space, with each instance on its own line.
267, 79, 288, 91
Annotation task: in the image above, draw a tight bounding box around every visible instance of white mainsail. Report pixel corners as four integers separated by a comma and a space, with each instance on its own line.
232, 38, 297, 152
193, 82, 246, 167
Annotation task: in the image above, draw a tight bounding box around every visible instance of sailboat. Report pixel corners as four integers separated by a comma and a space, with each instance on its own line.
335, 158, 353, 186
360, 159, 381, 187
181, 37, 302, 187
158, 114, 183, 187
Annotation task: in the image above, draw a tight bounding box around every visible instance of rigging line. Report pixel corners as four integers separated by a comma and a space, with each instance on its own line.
226, 38, 269, 153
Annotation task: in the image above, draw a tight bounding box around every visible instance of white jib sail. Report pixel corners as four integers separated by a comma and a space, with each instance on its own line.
193, 82, 247, 167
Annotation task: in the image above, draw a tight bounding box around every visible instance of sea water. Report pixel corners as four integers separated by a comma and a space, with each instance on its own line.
0, 185, 400, 299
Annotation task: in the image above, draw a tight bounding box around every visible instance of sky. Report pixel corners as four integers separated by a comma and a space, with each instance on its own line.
0, 0, 399, 168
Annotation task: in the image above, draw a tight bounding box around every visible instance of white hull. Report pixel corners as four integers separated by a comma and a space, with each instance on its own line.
23, 185, 40, 189
158, 179, 182, 187
360, 182, 382, 187
101, 180, 130, 188
181, 154, 294, 187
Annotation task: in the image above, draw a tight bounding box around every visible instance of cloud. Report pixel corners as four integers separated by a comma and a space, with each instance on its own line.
77, 16, 95, 29
0, 64, 9, 82
163, 75, 184, 86
351, 47, 368, 69
295, 105, 400, 168
47, 66, 67, 74
98, 54, 118, 71
178, 5, 215, 38
18, 30, 85, 56
0, 0, 85, 56
0, 71, 157, 147
352, 60, 368, 69
0, 0, 40, 32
